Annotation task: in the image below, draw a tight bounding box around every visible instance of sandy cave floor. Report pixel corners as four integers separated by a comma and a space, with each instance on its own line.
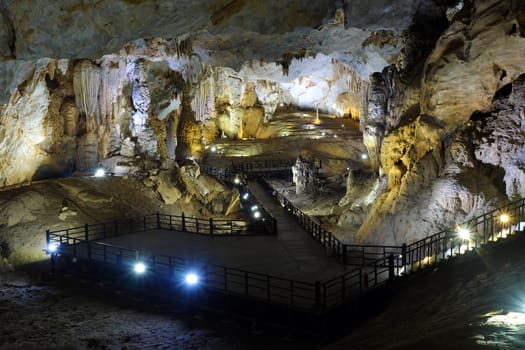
0, 267, 315, 350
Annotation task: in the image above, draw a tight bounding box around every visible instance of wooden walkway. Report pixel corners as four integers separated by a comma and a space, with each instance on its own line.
95, 185, 350, 283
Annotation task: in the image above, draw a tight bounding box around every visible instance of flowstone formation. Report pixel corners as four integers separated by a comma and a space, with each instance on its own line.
0, 0, 524, 250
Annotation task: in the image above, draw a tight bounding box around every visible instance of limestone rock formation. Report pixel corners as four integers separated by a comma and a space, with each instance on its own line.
0, 0, 525, 249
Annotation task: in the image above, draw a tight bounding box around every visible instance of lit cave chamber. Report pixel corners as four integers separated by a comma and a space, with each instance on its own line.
2, 1, 525, 349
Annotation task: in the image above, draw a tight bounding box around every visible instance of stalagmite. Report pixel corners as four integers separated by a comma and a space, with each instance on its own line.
363, 73, 388, 172
130, 59, 150, 134
61, 98, 79, 137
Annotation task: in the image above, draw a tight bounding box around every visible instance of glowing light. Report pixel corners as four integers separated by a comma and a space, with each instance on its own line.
234, 177, 241, 185
47, 243, 58, 253
210, 145, 217, 152
302, 113, 308, 117
134, 262, 146, 274
242, 193, 249, 200
321, 132, 326, 136
251, 205, 258, 211
500, 214, 510, 224
361, 153, 368, 160
457, 227, 470, 240
184, 272, 199, 285
485, 312, 525, 327
94, 168, 105, 177
333, 134, 338, 138
280, 103, 284, 107
253, 211, 261, 219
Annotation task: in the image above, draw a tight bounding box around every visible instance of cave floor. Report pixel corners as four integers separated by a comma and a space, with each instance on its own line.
202, 113, 367, 176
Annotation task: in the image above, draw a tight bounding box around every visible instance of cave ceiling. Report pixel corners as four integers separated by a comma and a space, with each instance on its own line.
0, 0, 444, 84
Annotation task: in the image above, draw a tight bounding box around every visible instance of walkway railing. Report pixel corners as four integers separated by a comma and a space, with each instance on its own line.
45, 196, 525, 312
46, 212, 276, 245
320, 197, 525, 308
200, 159, 294, 182
259, 178, 402, 265
46, 190, 525, 311
46, 230, 320, 310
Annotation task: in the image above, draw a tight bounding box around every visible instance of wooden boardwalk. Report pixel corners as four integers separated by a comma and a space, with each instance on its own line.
100, 191, 350, 283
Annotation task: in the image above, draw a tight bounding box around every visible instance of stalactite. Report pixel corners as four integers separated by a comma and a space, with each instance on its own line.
191, 66, 215, 124
99, 59, 125, 128
73, 60, 101, 131
175, 36, 193, 59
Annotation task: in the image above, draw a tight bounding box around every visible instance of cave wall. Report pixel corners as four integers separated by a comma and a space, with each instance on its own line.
349, 0, 525, 244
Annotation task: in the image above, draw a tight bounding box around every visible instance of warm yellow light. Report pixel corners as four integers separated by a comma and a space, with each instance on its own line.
457, 227, 470, 240
500, 214, 510, 224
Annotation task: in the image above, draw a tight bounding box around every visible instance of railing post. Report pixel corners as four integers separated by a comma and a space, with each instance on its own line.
182, 212, 186, 231
374, 261, 378, 285
273, 217, 278, 235
342, 245, 347, 264
267, 276, 271, 301
210, 218, 214, 235
388, 254, 395, 280
315, 281, 322, 309
358, 269, 362, 293
156, 212, 161, 229
196, 218, 199, 233
244, 271, 249, 295
143, 216, 147, 230
45, 229, 50, 248
87, 241, 92, 260
402, 243, 407, 267
84, 223, 89, 241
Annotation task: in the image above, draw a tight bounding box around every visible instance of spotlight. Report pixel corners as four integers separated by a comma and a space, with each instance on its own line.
361, 153, 368, 160
47, 243, 58, 253
234, 177, 241, 185
280, 103, 284, 107
251, 205, 258, 211
133, 262, 146, 274
242, 192, 249, 200
321, 132, 326, 136
94, 168, 105, 177
210, 145, 217, 152
253, 211, 261, 219
500, 213, 510, 224
333, 134, 338, 138
457, 227, 470, 240
184, 272, 199, 286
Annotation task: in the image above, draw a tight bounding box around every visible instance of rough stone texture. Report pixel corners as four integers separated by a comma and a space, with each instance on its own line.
292, 156, 318, 195
470, 74, 525, 199
178, 163, 240, 215
1, 0, 525, 247
421, 0, 525, 129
